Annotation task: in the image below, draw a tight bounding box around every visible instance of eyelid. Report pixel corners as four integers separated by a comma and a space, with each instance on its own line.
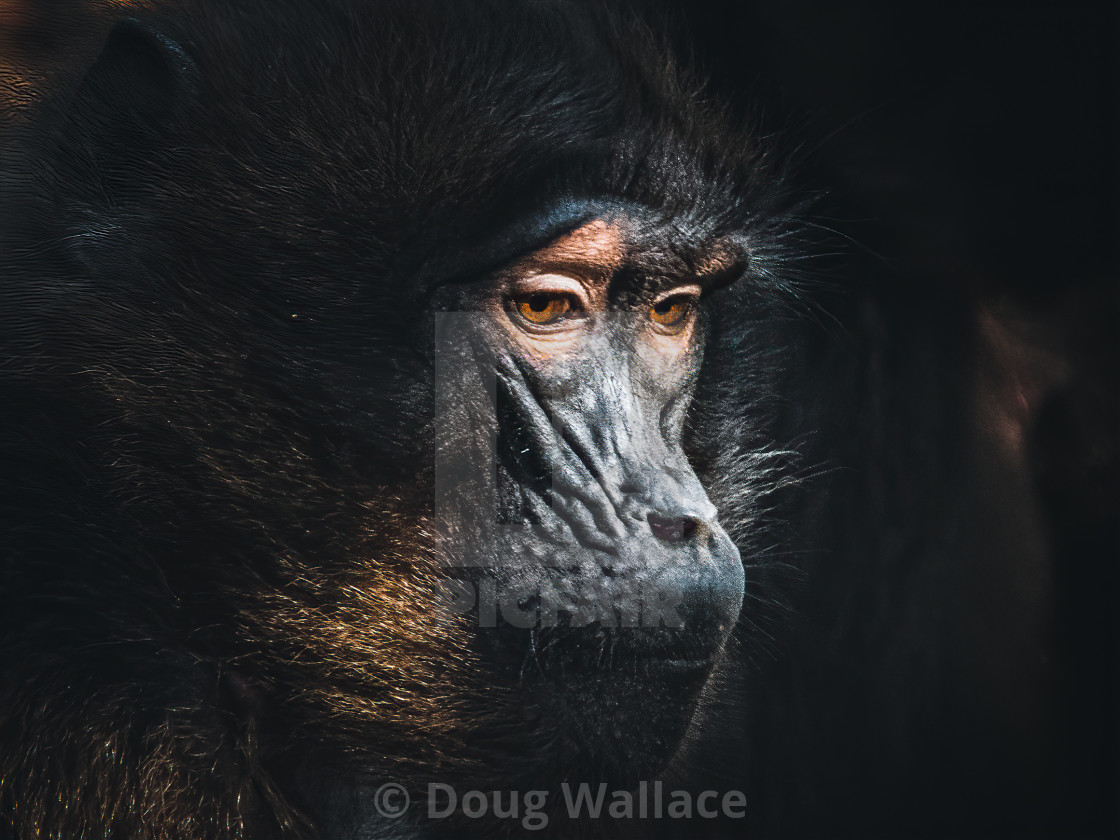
650, 283, 702, 306
510, 273, 591, 305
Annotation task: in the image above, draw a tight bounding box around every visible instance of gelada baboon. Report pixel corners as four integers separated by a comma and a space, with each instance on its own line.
0, 0, 808, 837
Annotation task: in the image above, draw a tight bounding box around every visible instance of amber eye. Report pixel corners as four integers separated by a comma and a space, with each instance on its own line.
649, 295, 694, 329
511, 293, 576, 326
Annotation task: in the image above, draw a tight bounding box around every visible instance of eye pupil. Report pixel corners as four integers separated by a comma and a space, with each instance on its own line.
528, 294, 550, 312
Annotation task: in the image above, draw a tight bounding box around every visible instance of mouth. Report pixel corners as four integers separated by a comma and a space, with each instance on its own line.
512, 633, 719, 785
450, 519, 743, 784
464, 622, 723, 783
511, 622, 722, 677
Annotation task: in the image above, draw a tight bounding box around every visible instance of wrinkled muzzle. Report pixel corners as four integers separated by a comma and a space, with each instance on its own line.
432, 312, 744, 654
495, 347, 744, 650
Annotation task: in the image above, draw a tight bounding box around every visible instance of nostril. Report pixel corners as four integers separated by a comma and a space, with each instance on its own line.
647, 513, 698, 543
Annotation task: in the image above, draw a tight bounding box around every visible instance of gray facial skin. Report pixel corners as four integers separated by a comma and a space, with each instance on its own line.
427, 214, 747, 790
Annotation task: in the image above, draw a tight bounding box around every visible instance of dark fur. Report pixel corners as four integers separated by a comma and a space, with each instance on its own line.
0, 1, 803, 837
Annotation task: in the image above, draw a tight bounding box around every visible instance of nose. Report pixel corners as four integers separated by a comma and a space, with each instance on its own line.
647, 513, 698, 542
607, 472, 744, 652
621, 465, 719, 541
654, 520, 743, 640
